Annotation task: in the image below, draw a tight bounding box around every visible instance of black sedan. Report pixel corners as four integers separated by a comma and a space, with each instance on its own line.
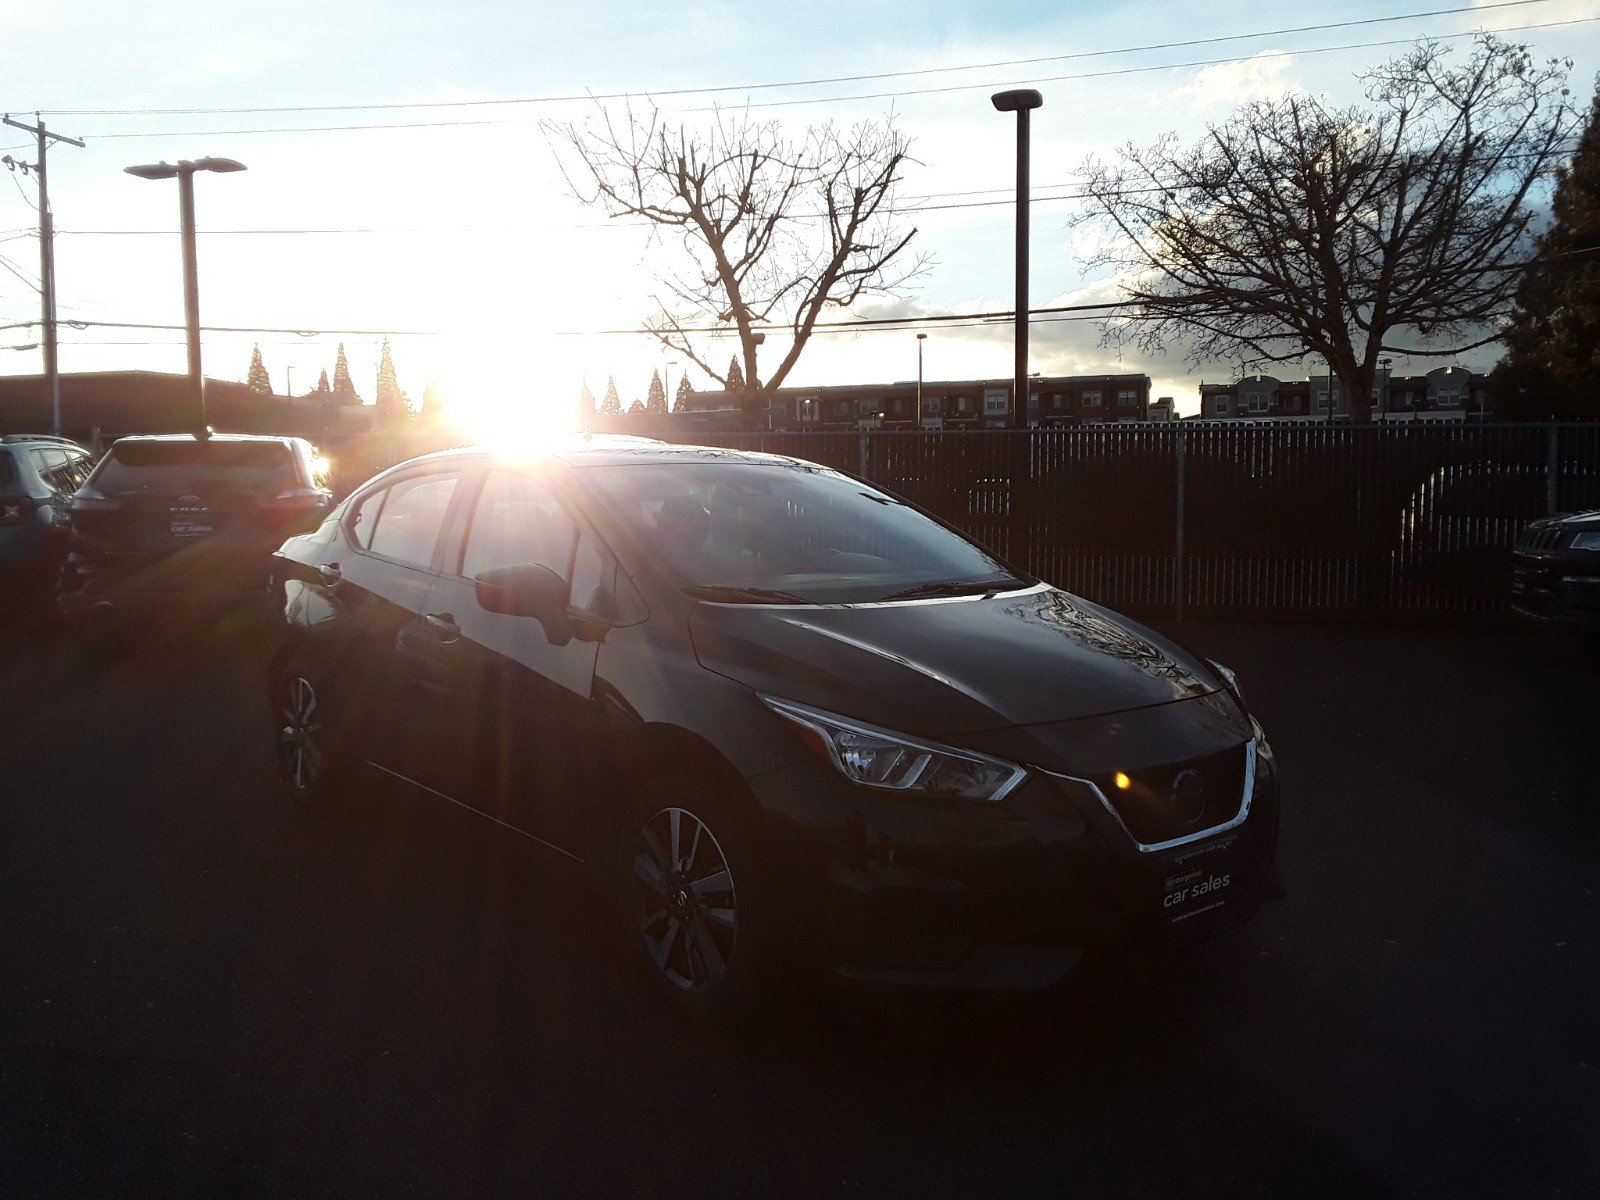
269, 439, 1280, 1015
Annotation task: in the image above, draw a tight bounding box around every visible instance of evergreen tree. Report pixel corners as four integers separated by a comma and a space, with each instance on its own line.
645, 369, 668, 414
314, 368, 332, 400
627, 398, 646, 415
600, 377, 622, 416
726, 355, 745, 393
1491, 84, 1600, 419
375, 337, 406, 416
578, 382, 597, 425
421, 378, 442, 414
673, 375, 693, 413
246, 344, 272, 395
331, 343, 360, 404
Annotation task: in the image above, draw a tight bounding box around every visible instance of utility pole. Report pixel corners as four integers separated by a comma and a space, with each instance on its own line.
3, 114, 85, 438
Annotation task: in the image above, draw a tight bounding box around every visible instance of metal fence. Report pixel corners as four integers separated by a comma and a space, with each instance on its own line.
665, 424, 1600, 623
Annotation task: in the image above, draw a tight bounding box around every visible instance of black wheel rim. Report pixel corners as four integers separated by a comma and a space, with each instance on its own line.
277, 675, 323, 797
631, 807, 738, 993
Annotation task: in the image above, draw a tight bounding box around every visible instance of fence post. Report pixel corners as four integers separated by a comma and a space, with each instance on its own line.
1174, 426, 1187, 620
858, 431, 870, 481
1547, 423, 1560, 515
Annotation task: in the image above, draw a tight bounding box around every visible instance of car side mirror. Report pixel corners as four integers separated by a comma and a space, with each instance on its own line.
475, 563, 572, 645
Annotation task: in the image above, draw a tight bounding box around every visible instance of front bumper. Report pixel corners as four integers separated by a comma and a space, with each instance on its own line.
1511, 552, 1600, 627
742, 738, 1281, 990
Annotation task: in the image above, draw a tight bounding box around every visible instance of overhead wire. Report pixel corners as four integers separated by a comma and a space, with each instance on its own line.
35, 0, 1562, 118
54, 15, 1597, 139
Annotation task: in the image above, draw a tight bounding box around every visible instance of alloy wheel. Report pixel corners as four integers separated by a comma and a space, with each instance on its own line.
631, 807, 738, 993
278, 675, 323, 798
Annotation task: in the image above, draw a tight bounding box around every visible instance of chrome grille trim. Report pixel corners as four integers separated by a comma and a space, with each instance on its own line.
1043, 739, 1257, 854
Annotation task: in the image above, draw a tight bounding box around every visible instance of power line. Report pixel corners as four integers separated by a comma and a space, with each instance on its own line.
48, 140, 1582, 238
35, 1, 1560, 118
52, 13, 1593, 140
716, 17, 1600, 111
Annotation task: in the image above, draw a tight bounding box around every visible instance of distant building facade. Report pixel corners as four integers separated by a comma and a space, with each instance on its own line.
1196, 366, 1488, 423
671, 373, 1153, 432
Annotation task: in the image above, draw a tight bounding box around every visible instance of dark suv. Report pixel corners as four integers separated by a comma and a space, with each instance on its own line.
1512, 508, 1600, 627
60, 432, 330, 632
270, 439, 1281, 1015
0, 434, 96, 610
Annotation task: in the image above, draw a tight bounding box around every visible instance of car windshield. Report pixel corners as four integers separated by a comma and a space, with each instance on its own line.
578, 458, 1030, 604
93, 440, 295, 497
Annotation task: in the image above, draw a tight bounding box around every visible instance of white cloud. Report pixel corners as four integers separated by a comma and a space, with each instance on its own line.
1166, 50, 1299, 114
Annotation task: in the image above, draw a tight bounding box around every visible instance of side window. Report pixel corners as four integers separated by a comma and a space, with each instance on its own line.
460, 470, 577, 583
66, 454, 93, 490
347, 486, 387, 550
367, 472, 460, 569
31, 448, 71, 493
569, 530, 611, 616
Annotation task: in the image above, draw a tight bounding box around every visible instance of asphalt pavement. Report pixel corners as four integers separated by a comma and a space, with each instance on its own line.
0, 610, 1596, 1199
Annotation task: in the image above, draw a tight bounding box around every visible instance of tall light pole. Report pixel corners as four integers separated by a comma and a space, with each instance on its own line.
125, 157, 247, 435
916, 332, 928, 425
991, 89, 1042, 431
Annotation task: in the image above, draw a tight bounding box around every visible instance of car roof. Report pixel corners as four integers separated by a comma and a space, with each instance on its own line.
379, 436, 809, 475
110, 432, 300, 446
0, 434, 86, 449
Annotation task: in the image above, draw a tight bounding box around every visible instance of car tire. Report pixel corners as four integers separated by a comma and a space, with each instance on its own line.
271, 660, 365, 816
617, 775, 772, 1021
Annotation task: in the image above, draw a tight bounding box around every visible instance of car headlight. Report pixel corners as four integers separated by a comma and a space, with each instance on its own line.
1570, 531, 1600, 552
763, 697, 1027, 802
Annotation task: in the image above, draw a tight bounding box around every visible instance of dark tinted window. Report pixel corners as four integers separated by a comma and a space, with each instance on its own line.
93, 440, 295, 496
460, 470, 577, 582
0, 450, 14, 488
367, 472, 459, 568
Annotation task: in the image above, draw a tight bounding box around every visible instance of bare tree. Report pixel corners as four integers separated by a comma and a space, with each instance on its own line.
1075, 34, 1577, 421
547, 105, 924, 423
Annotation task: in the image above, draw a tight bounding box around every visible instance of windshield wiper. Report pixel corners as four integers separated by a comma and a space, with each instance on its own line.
682, 585, 814, 604
877, 576, 1025, 602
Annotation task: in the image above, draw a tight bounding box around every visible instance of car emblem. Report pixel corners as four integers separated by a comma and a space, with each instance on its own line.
1170, 769, 1207, 824
178, 494, 202, 505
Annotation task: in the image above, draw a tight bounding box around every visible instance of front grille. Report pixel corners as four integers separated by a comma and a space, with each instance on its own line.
1088, 745, 1249, 847
1517, 525, 1563, 553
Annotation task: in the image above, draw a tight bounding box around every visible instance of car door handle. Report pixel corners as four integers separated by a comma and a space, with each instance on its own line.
424, 612, 460, 642
317, 562, 342, 584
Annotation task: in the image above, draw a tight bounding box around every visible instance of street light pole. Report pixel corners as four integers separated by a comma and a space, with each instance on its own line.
916, 333, 927, 424
992, 89, 1042, 431
125, 157, 247, 436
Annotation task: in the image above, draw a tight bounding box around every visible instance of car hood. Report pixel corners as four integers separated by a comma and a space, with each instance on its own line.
688, 585, 1225, 736
1527, 508, 1600, 532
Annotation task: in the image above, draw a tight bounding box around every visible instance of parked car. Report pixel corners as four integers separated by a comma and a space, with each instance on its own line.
1394, 462, 1595, 598
1511, 508, 1600, 628
59, 432, 331, 635
269, 439, 1281, 1015
0, 434, 96, 612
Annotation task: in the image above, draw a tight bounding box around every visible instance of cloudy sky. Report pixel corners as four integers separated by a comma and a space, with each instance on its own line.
2, 0, 1596, 427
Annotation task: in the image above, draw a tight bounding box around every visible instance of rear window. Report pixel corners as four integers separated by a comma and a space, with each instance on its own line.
93, 440, 295, 497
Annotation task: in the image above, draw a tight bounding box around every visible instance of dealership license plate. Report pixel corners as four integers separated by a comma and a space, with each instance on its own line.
170, 509, 212, 537
1159, 836, 1237, 923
